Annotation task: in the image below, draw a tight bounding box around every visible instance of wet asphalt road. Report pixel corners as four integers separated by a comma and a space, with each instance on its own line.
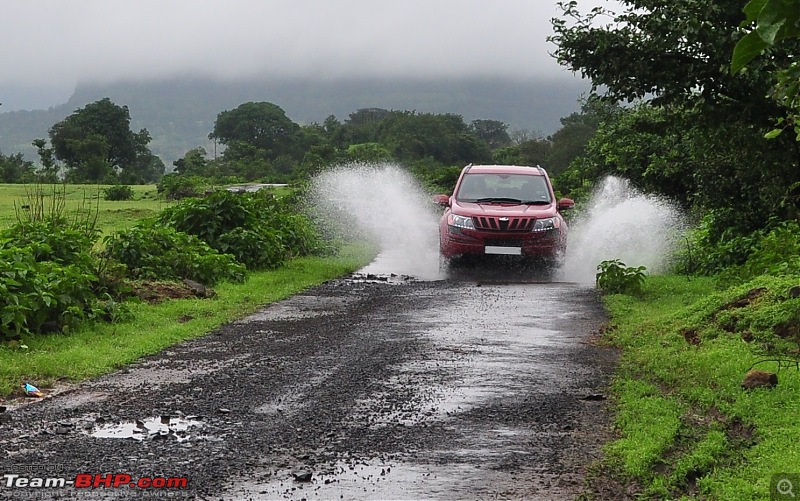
0, 268, 616, 501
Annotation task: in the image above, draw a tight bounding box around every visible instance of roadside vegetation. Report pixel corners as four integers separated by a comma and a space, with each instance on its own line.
552, 0, 800, 499
0, 183, 374, 398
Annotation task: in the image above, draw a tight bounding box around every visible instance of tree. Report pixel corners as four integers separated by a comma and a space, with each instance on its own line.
469, 120, 512, 149
32, 139, 60, 183
550, 1, 790, 111
0, 151, 35, 183
48, 98, 154, 183
173, 147, 210, 176
209, 102, 303, 161
380, 112, 491, 165
343, 143, 393, 163
122, 153, 164, 184
733, 0, 800, 139
550, 0, 800, 235
546, 100, 616, 175
510, 129, 539, 145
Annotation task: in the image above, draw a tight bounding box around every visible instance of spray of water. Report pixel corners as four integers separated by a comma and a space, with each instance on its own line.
309, 163, 442, 280
561, 176, 685, 283
309, 168, 682, 284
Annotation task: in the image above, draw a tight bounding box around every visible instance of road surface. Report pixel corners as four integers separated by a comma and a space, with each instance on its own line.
0, 269, 616, 500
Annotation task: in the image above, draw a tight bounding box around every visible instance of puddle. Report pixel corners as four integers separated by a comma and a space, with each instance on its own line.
346, 272, 418, 284
241, 294, 359, 322
226, 457, 577, 500
89, 415, 206, 442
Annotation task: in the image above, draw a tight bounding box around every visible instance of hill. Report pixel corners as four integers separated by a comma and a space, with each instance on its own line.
0, 76, 589, 167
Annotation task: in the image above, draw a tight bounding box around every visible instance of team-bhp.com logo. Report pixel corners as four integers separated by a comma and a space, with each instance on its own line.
3, 472, 188, 490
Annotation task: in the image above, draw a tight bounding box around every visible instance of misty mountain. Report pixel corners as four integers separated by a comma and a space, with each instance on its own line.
0, 76, 589, 167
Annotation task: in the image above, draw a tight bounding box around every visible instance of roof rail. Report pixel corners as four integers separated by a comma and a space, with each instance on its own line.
535, 165, 546, 175
464, 163, 473, 172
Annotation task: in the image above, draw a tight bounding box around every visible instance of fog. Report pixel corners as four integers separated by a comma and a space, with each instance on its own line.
0, 1, 621, 111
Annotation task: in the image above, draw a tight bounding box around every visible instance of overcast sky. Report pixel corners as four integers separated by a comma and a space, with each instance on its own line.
0, 0, 619, 111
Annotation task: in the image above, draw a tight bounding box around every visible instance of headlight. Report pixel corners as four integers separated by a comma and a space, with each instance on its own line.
533, 217, 556, 232
447, 214, 474, 229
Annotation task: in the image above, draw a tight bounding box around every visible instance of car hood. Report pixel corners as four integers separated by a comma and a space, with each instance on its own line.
452, 200, 557, 218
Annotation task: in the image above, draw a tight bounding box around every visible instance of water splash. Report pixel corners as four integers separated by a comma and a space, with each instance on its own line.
309, 163, 442, 280
561, 176, 685, 283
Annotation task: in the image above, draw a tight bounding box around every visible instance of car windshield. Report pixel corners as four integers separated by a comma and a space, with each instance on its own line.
455, 173, 552, 204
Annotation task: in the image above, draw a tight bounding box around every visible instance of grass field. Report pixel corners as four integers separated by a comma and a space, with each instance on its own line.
0, 183, 169, 235
598, 275, 800, 500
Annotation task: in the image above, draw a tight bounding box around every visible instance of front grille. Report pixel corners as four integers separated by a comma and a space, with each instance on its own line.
473, 216, 534, 232
484, 238, 523, 247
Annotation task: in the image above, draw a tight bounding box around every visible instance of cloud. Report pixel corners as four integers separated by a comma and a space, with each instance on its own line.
2, 1, 577, 82
0, 0, 620, 110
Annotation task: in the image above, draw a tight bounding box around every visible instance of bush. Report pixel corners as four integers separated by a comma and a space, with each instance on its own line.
216, 227, 285, 269
1, 221, 97, 267
596, 259, 647, 295
103, 221, 246, 285
0, 246, 98, 340
719, 221, 800, 282
158, 189, 327, 269
0, 190, 132, 340
104, 185, 134, 201
157, 173, 205, 200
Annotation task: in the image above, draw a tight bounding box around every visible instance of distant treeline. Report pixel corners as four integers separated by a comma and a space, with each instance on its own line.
0, 97, 603, 191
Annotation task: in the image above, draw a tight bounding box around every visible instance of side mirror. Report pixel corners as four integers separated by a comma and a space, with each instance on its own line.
433, 194, 451, 207
557, 198, 575, 211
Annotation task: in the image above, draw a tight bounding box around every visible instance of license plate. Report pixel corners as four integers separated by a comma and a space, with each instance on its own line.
484, 246, 522, 255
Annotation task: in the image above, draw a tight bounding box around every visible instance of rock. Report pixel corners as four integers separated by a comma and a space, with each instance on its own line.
292, 470, 313, 482
39, 321, 62, 333
728, 287, 768, 308
681, 328, 701, 345
742, 369, 778, 390
182, 279, 216, 298
55, 426, 70, 435
789, 285, 800, 299
581, 394, 606, 401
218, 408, 232, 414
0, 405, 6, 413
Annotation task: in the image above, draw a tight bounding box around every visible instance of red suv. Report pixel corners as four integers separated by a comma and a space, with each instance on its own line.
435, 164, 574, 266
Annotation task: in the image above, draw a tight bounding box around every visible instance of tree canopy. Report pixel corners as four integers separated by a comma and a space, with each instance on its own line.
733, 0, 800, 139
210, 102, 304, 161
550, 0, 800, 237
47, 98, 158, 183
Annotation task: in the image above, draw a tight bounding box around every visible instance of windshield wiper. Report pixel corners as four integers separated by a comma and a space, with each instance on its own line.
522, 200, 552, 205
475, 197, 523, 204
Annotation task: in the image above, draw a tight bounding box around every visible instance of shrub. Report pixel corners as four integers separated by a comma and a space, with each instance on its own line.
216, 227, 285, 269
596, 259, 647, 295
157, 173, 205, 200
0, 246, 98, 340
1, 221, 97, 268
719, 221, 800, 282
158, 189, 326, 269
678, 212, 765, 275
104, 185, 134, 201
159, 189, 258, 245
103, 221, 246, 286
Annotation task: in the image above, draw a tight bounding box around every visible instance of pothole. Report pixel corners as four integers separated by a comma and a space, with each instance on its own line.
88, 415, 206, 442
346, 272, 418, 284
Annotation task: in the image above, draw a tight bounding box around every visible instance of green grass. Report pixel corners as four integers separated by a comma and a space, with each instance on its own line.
600, 274, 800, 500
0, 244, 374, 398
0, 183, 171, 235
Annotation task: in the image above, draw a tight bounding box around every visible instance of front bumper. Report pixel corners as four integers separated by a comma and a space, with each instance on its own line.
439, 225, 565, 259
